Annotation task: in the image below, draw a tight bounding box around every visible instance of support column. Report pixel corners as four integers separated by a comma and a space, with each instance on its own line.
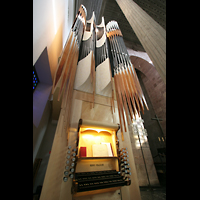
115, 0, 166, 84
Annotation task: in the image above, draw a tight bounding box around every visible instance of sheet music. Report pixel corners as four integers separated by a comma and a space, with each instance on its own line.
92, 144, 108, 157
101, 142, 113, 156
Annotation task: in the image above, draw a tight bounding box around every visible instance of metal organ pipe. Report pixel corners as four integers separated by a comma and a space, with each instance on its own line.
106, 21, 149, 137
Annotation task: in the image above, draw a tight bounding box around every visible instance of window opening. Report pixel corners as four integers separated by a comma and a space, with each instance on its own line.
33, 66, 40, 92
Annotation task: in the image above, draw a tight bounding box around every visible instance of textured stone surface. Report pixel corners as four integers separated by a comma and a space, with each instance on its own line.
130, 56, 166, 138
136, 69, 166, 165
140, 187, 166, 200
129, 125, 159, 187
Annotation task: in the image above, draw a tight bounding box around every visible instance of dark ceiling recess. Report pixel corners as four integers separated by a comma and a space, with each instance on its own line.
75, 0, 165, 52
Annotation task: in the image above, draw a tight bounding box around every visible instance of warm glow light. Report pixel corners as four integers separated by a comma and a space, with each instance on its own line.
81, 134, 94, 139
78, 127, 117, 157
85, 128, 109, 133
81, 134, 104, 143
52, 0, 57, 35
81, 127, 113, 134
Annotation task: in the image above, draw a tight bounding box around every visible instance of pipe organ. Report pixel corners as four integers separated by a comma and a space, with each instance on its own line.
95, 17, 114, 110
50, 4, 149, 199
52, 5, 87, 135
74, 11, 96, 107
106, 21, 149, 139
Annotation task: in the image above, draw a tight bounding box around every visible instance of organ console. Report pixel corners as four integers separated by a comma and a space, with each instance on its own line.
62, 119, 131, 197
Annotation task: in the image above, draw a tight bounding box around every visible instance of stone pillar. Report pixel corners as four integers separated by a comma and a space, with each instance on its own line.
115, 0, 166, 84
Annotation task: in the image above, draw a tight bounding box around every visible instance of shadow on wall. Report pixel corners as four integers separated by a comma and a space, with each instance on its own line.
48, 22, 64, 82
33, 22, 64, 162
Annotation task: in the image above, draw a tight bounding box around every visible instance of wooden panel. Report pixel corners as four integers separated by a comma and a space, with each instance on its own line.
75, 158, 119, 173
74, 90, 113, 107
40, 89, 141, 200
81, 101, 114, 124
40, 98, 83, 200
73, 187, 121, 200
80, 120, 118, 131
73, 186, 121, 199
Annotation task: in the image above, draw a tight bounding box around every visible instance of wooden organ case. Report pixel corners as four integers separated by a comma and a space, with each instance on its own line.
39, 4, 146, 200
64, 119, 131, 197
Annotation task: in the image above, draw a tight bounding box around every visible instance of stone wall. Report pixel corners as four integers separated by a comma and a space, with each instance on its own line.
130, 56, 166, 138
135, 69, 166, 164
129, 120, 159, 186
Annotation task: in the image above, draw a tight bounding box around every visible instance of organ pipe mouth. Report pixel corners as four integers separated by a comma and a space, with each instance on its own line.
106, 21, 120, 32
81, 4, 87, 17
